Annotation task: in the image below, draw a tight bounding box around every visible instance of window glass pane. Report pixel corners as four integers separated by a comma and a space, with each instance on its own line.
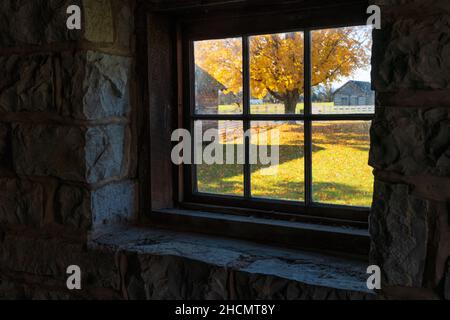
194, 38, 243, 114
250, 32, 304, 114
311, 26, 374, 115
250, 121, 304, 201
195, 120, 244, 196
312, 121, 373, 207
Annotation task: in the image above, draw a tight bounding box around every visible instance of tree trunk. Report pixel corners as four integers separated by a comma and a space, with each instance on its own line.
283, 92, 299, 114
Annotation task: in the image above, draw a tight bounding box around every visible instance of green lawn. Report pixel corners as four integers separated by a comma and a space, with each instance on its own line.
197, 120, 374, 207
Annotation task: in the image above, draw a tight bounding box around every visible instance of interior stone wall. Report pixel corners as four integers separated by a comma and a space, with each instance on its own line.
369, 0, 450, 299
0, 0, 138, 299
0, 0, 375, 300
1, 0, 449, 300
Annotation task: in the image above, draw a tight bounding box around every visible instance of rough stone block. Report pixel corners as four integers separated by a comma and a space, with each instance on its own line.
12, 123, 86, 181
85, 124, 127, 183
91, 180, 136, 226
0, 123, 12, 169
369, 181, 429, 287
56, 180, 136, 230
62, 51, 131, 120
55, 184, 92, 230
0, 279, 26, 300
139, 255, 212, 300
0, 233, 119, 290
0, 0, 83, 46
0, 54, 55, 113
0, 51, 130, 120
0, 0, 125, 47
372, 13, 450, 91
19, 286, 80, 300
445, 259, 450, 300
83, 0, 114, 43
0, 178, 44, 227
204, 268, 228, 300
370, 107, 450, 176
246, 273, 290, 299
0, 276, 121, 300
12, 123, 127, 183
372, 0, 450, 12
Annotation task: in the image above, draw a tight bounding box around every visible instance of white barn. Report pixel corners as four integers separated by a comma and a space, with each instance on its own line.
333, 80, 375, 106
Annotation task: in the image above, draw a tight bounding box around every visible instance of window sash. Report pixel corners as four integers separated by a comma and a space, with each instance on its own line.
184, 28, 374, 221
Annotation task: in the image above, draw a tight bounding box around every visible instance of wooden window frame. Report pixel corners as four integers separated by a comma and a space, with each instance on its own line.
137, 0, 373, 257
178, 3, 374, 228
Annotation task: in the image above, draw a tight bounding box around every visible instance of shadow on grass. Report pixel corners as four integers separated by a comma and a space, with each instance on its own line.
313, 133, 370, 151
197, 143, 312, 183
312, 121, 371, 152
253, 180, 371, 205
197, 140, 347, 186
197, 121, 372, 203
198, 176, 371, 206
311, 182, 372, 206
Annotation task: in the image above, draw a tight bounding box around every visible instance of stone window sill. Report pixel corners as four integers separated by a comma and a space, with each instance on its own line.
89, 223, 374, 296
146, 208, 370, 257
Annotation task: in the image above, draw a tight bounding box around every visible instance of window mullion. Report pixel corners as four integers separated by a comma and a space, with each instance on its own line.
304, 29, 313, 207
189, 40, 197, 194
243, 36, 251, 198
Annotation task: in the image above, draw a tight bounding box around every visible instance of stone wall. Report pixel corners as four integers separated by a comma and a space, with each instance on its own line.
369, 0, 450, 299
0, 0, 137, 299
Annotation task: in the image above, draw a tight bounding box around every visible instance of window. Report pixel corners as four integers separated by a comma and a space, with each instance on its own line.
184, 25, 374, 223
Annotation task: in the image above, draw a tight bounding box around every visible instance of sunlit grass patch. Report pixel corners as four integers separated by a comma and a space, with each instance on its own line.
197, 121, 374, 208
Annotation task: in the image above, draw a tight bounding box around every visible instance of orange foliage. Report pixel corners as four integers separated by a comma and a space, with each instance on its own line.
195, 27, 371, 113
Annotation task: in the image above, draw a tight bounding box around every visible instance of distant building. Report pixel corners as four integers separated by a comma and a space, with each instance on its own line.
250, 98, 263, 105
333, 81, 375, 106
195, 65, 226, 114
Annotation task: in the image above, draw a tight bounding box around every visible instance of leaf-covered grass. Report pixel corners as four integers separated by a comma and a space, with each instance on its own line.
197, 120, 374, 207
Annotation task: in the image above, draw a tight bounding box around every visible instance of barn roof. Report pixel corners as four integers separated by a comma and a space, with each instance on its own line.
334, 80, 372, 95
195, 65, 226, 91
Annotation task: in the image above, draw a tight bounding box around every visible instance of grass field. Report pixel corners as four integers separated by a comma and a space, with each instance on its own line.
196, 120, 374, 207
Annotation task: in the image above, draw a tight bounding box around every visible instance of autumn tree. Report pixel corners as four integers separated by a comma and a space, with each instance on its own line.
195, 27, 371, 114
